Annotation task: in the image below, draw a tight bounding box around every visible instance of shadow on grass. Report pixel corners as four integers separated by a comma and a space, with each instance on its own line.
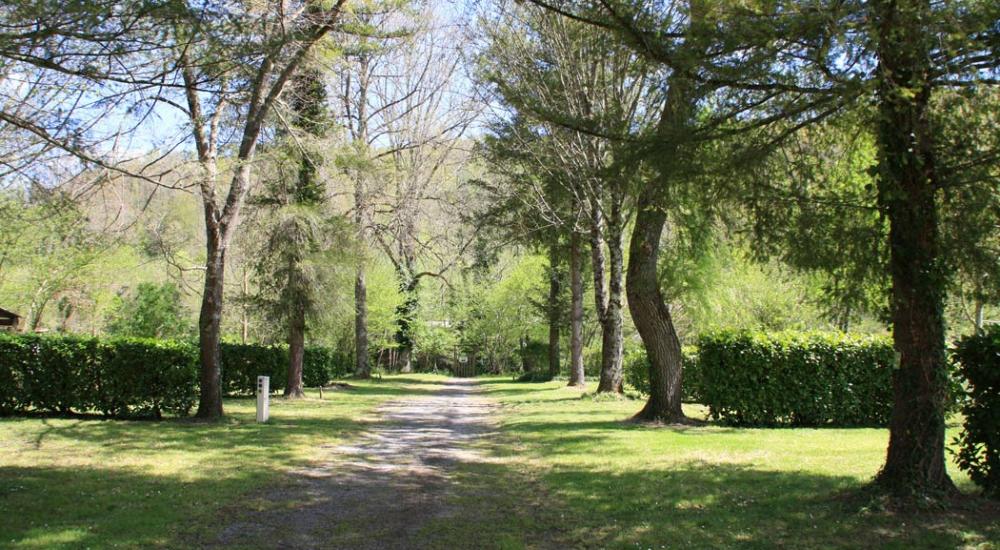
0, 465, 273, 549
439, 455, 999, 549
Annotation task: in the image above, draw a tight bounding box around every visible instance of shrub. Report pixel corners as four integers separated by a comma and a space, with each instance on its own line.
696, 331, 895, 426
952, 327, 1000, 497
219, 342, 286, 395
0, 333, 197, 418
219, 342, 349, 394
0, 334, 349, 416
622, 345, 700, 402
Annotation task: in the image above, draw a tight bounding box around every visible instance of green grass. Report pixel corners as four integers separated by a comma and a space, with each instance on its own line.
470, 378, 999, 549
2, 374, 996, 549
0, 375, 441, 549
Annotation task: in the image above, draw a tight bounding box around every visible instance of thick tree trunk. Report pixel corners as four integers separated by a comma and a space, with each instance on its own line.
285, 306, 306, 398
872, 0, 955, 496
547, 242, 562, 379
196, 238, 225, 419
598, 206, 625, 394
568, 228, 585, 386
626, 192, 685, 422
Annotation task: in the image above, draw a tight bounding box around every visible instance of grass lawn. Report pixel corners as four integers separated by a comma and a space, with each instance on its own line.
0, 376, 442, 549
1, 374, 996, 549
470, 378, 999, 549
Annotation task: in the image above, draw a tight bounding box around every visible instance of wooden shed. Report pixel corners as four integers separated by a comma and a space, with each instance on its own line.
0, 308, 23, 331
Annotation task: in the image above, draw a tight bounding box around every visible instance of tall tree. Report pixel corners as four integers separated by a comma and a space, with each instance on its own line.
523, 0, 999, 489
173, 1, 348, 418
477, 7, 657, 391
251, 65, 341, 398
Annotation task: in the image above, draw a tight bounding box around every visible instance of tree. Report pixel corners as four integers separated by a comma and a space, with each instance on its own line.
478, 8, 661, 389
169, 1, 349, 418
250, 65, 347, 398
106, 282, 192, 339
523, 0, 999, 490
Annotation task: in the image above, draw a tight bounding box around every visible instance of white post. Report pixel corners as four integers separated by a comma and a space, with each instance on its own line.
256, 375, 270, 423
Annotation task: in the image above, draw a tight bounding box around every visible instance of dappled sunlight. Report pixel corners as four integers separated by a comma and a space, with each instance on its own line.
473, 378, 998, 549
0, 376, 415, 548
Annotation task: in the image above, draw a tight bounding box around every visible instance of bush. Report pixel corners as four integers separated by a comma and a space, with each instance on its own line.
219, 342, 349, 395
622, 345, 700, 402
952, 327, 1000, 497
0, 334, 351, 416
0, 333, 197, 418
696, 331, 895, 426
219, 342, 286, 395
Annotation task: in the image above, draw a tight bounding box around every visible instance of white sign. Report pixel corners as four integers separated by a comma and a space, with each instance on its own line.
256, 376, 270, 423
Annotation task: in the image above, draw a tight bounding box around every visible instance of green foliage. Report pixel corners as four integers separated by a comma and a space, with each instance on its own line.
952, 327, 1000, 497
440, 252, 549, 373
697, 331, 896, 426
106, 282, 192, 339
219, 341, 351, 395
0, 333, 197, 418
519, 339, 548, 373
622, 345, 700, 402
0, 333, 351, 416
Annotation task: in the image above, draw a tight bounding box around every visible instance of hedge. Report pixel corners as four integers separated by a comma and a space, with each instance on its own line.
952, 327, 1000, 497
623, 345, 700, 402
0, 333, 197, 418
0, 333, 351, 417
697, 331, 895, 426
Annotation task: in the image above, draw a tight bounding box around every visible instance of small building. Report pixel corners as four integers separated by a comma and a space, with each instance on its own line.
0, 308, 23, 331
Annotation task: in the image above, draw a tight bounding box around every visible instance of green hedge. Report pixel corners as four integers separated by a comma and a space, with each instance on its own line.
952, 327, 1000, 497
0, 333, 197, 418
0, 334, 351, 417
622, 345, 700, 402
697, 331, 895, 426
219, 342, 350, 395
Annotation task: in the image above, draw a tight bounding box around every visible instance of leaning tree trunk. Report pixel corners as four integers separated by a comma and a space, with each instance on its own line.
285, 305, 306, 398
547, 241, 562, 379
568, 228, 585, 386
626, 193, 685, 422
872, 0, 955, 496
196, 233, 225, 419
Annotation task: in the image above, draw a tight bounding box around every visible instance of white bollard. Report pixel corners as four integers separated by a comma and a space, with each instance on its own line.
256, 375, 270, 423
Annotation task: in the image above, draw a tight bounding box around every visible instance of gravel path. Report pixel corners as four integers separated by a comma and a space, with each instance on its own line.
209, 378, 501, 549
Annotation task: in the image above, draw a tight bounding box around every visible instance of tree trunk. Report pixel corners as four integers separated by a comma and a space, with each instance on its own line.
872, 0, 955, 496
626, 193, 685, 422
285, 305, 306, 398
394, 277, 418, 373
598, 197, 625, 394
974, 298, 984, 334
547, 242, 562, 379
568, 228, 585, 386
196, 238, 225, 419
241, 268, 250, 344
354, 265, 370, 378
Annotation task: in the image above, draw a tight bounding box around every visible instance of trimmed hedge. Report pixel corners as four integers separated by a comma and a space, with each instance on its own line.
952, 327, 1000, 497
0, 333, 197, 418
697, 331, 895, 426
219, 342, 351, 395
622, 345, 700, 402
0, 334, 351, 417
